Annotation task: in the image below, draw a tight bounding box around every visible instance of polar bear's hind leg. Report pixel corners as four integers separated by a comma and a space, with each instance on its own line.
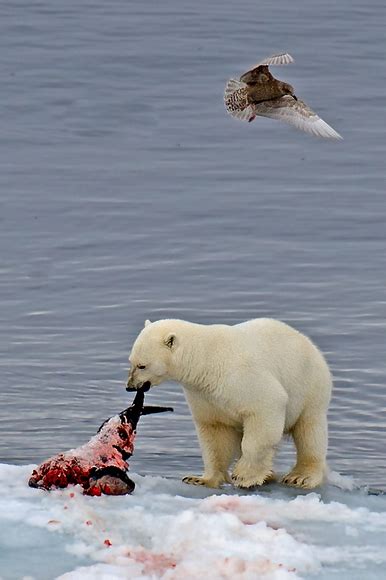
282, 411, 328, 489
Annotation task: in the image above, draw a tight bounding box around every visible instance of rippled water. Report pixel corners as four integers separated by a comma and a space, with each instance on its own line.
1, 0, 385, 489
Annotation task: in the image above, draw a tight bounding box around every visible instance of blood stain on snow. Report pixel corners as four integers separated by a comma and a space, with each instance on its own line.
125, 549, 177, 574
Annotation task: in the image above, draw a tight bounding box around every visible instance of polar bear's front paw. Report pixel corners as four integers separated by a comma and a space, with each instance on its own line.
182, 475, 207, 486
231, 472, 273, 489
231, 463, 273, 489
182, 474, 225, 488
282, 467, 324, 489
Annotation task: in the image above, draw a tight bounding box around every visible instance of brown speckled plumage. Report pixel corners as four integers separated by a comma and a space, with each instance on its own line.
224, 53, 342, 139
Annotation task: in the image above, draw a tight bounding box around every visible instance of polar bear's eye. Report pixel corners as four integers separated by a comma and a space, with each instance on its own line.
137, 364, 146, 370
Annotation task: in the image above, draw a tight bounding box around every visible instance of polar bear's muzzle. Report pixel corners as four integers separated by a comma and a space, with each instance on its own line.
126, 380, 151, 392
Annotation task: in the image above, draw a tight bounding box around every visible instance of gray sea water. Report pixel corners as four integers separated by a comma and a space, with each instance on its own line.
1, 0, 385, 490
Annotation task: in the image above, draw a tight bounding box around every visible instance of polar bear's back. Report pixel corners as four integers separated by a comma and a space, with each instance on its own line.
231, 318, 332, 410
234, 317, 314, 349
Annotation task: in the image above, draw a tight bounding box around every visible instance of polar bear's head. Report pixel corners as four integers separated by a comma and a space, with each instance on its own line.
126, 319, 178, 391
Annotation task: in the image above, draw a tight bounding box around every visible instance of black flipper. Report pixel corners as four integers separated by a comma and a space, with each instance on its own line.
141, 405, 174, 415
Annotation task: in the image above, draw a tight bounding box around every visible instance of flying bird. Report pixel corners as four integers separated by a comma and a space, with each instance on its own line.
224, 53, 342, 139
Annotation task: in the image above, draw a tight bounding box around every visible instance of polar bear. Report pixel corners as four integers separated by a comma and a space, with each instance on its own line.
126, 318, 332, 490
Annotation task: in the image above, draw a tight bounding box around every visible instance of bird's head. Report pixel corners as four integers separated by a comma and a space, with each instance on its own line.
280, 82, 296, 97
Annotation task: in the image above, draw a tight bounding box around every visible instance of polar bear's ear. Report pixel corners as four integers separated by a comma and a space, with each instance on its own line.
164, 333, 176, 350
144, 319, 152, 327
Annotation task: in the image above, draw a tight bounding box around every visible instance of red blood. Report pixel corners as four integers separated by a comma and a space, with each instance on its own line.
86, 486, 102, 497
104, 539, 112, 547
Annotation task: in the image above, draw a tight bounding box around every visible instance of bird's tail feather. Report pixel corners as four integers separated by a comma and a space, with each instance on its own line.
224, 79, 255, 121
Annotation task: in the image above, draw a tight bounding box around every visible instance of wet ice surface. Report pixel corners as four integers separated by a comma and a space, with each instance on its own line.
1, 0, 386, 577
1, 0, 386, 488
1, 465, 386, 580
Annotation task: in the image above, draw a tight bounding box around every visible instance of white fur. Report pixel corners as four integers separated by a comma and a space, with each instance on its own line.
127, 318, 332, 490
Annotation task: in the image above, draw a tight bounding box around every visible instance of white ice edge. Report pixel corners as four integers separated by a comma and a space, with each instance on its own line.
0, 464, 386, 580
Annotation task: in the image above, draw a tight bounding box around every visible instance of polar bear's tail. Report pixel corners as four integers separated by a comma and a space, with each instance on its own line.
224, 79, 255, 122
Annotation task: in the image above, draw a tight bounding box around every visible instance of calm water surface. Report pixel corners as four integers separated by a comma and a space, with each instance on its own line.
1, 0, 386, 489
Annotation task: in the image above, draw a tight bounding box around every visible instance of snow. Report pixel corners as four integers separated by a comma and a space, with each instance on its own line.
1, 465, 386, 579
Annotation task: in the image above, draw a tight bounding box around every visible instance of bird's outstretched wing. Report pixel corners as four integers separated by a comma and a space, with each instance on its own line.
253, 95, 342, 139
253, 53, 294, 67
240, 53, 294, 83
